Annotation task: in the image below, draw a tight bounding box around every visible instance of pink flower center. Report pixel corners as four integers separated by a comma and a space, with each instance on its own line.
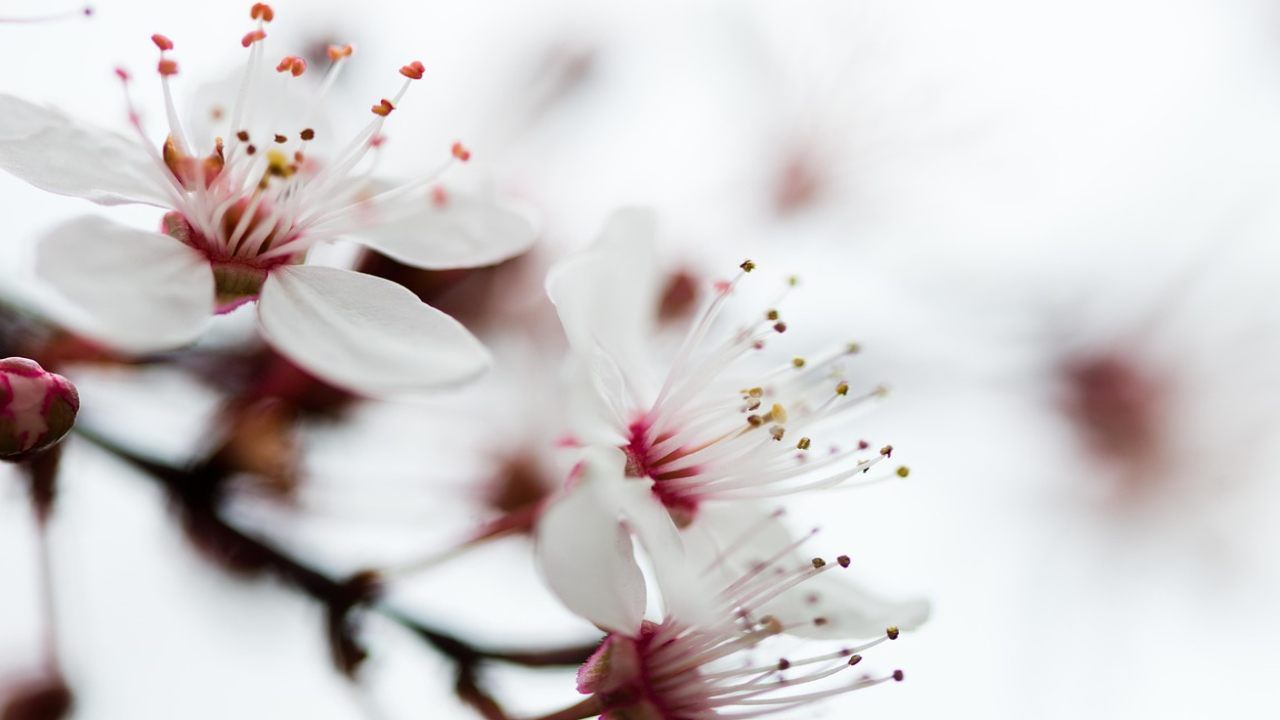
625, 419, 702, 526
162, 211, 300, 312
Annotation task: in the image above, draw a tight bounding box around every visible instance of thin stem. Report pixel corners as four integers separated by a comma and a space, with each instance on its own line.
21, 446, 64, 671
71, 425, 600, 718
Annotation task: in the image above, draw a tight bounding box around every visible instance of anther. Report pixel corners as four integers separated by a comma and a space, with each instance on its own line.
788, 275, 799, 287
893, 670, 905, 682
114, 67, 130, 82
276, 55, 306, 76
848, 655, 863, 666
846, 342, 862, 354
431, 186, 449, 207
773, 321, 787, 333
451, 141, 472, 162
811, 558, 826, 569
766, 309, 779, 321
777, 658, 791, 671
273, 134, 287, 144
792, 357, 806, 368
157, 58, 179, 76
797, 437, 811, 450
327, 43, 354, 61
241, 29, 267, 47
835, 381, 849, 396
886, 626, 900, 640
760, 616, 783, 634
250, 3, 274, 22
740, 259, 756, 273
300, 128, 315, 141
748, 387, 763, 398
880, 445, 893, 457
837, 555, 850, 567
371, 98, 395, 116
151, 34, 173, 51
857, 439, 870, 450
896, 466, 910, 478
399, 61, 425, 80
813, 617, 829, 626
747, 414, 764, 427
245, 144, 257, 155
769, 403, 787, 423
770, 426, 785, 441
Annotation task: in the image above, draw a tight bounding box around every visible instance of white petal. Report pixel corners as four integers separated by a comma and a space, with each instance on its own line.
0, 94, 169, 206
347, 189, 537, 269
546, 207, 659, 364
614, 479, 716, 628
257, 265, 490, 396
689, 503, 930, 639
767, 570, 931, 640
535, 447, 647, 635
185, 71, 325, 153
561, 348, 639, 447
35, 216, 213, 353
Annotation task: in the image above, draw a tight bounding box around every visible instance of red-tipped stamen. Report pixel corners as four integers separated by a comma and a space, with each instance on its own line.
241, 29, 266, 47
249, 3, 273, 22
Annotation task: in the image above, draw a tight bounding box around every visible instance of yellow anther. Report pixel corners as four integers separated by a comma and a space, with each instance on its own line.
792, 357, 806, 369
896, 466, 910, 478
835, 381, 849, 396
770, 426, 785, 441
769, 403, 787, 423
264, 149, 295, 179
740, 259, 756, 273
797, 437, 811, 450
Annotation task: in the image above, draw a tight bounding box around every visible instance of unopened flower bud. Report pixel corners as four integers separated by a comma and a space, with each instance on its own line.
0, 358, 79, 462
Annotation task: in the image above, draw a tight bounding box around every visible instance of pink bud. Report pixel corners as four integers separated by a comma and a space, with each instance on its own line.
0, 358, 79, 462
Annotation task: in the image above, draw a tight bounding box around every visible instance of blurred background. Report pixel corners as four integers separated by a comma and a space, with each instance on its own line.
3, 0, 1280, 717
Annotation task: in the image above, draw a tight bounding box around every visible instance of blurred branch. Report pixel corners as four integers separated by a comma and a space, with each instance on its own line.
71, 425, 598, 719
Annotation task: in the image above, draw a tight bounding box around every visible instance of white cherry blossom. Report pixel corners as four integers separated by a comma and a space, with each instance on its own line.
536, 208, 928, 640
0, 4, 537, 396
565, 493, 906, 719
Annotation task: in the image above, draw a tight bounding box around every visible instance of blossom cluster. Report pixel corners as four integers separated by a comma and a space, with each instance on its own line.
0, 5, 926, 719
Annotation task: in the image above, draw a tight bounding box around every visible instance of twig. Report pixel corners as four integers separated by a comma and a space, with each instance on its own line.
72, 425, 598, 718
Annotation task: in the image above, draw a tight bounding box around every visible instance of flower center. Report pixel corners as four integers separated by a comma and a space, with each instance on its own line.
625, 419, 702, 527
162, 210, 298, 312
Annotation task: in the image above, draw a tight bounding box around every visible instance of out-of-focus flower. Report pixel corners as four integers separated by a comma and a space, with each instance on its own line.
0, 357, 78, 461
568, 493, 904, 718
536, 209, 928, 638
0, 4, 537, 396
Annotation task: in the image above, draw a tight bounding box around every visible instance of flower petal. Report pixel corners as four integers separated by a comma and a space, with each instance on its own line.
35, 216, 213, 352
614, 478, 716, 628
0, 94, 170, 206
535, 447, 647, 635
546, 207, 659, 365
347, 188, 538, 269
257, 265, 490, 396
689, 502, 930, 639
